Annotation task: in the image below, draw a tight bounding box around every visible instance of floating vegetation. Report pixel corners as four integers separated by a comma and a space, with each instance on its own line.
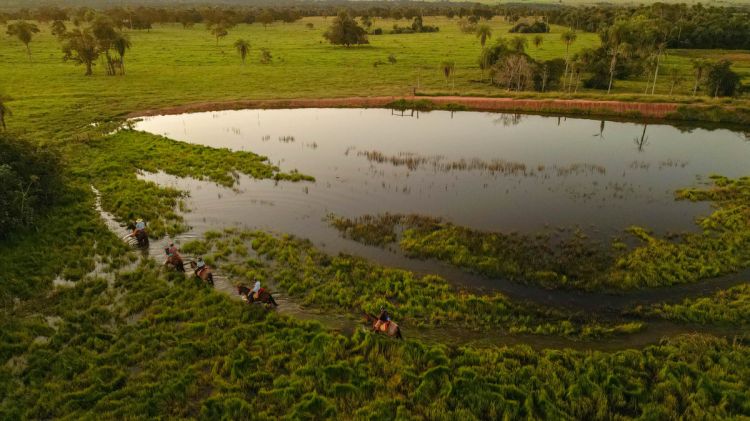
78, 130, 313, 237
278, 135, 296, 143
329, 176, 750, 291
182, 228, 642, 339
354, 149, 607, 177
329, 213, 618, 290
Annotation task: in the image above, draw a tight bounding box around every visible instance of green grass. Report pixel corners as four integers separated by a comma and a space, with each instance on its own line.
1, 17, 749, 145
180, 228, 643, 339
2, 14, 750, 419
328, 174, 750, 291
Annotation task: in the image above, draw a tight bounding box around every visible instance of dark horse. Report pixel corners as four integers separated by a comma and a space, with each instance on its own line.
237, 285, 278, 307
363, 311, 403, 339
128, 229, 149, 248
188, 261, 214, 286
164, 254, 185, 272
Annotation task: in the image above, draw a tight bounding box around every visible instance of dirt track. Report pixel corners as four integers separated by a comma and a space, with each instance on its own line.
130, 95, 682, 119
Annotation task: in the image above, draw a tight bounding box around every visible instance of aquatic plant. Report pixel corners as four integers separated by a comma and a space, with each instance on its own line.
183, 229, 640, 339
330, 175, 750, 291
78, 130, 313, 237
634, 283, 750, 324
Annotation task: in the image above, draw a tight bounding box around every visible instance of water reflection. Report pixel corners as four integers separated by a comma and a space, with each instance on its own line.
133, 108, 750, 238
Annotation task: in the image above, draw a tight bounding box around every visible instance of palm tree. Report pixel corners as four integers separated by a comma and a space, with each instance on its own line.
210, 24, 229, 45
6, 21, 40, 61
475, 25, 492, 48
607, 43, 631, 94
441, 61, 455, 90
62, 28, 100, 76
510, 36, 527, 53
234, 39, 251, 65
112, 33, 131, 75
561, 30, 577, 88
533, 35, 544, 49
691, 58, 709, 96
0, 97, 11, 131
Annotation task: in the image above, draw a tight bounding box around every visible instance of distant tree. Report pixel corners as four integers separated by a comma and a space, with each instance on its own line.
6, 21, 40, 61
257, 10, 274, 29
91, 16, 119, 76
360, 15, 373, 30
533, 34, 543, 49
475, 24, 492, 48
665, 65, 685, 96
706, 60, 741, 97
691, 58, 710, 96
560, 29, 577, 88
440, 61, 455, 89
51, 20, 66, 39
259, 48, 272, 64
234, 39, 250, 65
62, 28, 100, 76
324, 12, 368, 47
209, 24, 229, 45
112, 33, 131, 75
510, 36, 527, 53
0, 97, 11, 131
607, 42, 631, 94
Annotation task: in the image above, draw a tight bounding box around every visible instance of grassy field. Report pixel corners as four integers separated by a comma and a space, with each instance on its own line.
3, 14, 750, 419
2, 16, 749, 141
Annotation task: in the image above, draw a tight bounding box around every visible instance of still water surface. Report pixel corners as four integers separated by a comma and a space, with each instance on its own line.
133, 108, 750, 241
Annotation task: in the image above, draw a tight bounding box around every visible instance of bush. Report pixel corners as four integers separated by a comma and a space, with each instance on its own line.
0, 134, 62, 237
510, 21, 549, 33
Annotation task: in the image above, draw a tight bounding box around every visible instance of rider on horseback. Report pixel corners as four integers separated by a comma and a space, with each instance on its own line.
251, 280, 264, 299
195, 256, 207, 276
134, 218, 146, 234
374, 306, 391, 332
164, 242, 181, 259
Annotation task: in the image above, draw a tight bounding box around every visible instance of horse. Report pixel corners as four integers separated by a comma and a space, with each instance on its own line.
363, 311, 403, 339
237, 285, 278, 307
132, 229, 149, 248
164, 254, 185, 272
188, 261, 214, 286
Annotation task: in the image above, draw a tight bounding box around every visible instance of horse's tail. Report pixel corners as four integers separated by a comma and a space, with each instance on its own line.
269, 294, 278, 307
207, 273, 214, 286
396, 327, 403, 340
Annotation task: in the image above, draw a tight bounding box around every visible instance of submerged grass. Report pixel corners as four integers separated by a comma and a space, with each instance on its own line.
329, 176, 750, 291
634, 284, 750, 325
77, 130, 312, 237
181, 228, 642, 340
2, 262, 750, 419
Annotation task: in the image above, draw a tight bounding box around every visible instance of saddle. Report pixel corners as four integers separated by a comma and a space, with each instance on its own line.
253, 287, 266, 300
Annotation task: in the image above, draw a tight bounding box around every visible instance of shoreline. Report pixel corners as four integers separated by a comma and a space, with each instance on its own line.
128, 95, 750, 126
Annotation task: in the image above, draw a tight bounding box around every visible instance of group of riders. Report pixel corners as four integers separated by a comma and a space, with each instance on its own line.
130, 218, 400, 336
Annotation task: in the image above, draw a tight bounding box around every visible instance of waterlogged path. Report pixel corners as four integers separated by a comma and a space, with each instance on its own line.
93, 184, 748, 351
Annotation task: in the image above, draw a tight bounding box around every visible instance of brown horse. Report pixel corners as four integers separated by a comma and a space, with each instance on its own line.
363, 312, 403, 339
164, 254, 185, 272
188, 261, 214, 286
132, 229, 149, 248
237, 285, 278, 307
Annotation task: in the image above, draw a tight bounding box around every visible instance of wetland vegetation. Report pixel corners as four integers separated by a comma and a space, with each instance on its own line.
329, 174, 750, 291
2, 0, 750, 418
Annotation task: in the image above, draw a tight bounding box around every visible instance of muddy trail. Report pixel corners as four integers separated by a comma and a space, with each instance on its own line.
93, 187, 749, 351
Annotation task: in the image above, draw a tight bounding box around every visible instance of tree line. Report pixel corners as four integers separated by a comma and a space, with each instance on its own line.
3, 3, 749, 50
